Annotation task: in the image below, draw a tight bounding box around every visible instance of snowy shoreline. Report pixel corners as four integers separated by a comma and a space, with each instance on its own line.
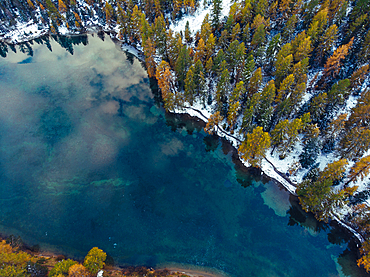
174, 104, 366, 244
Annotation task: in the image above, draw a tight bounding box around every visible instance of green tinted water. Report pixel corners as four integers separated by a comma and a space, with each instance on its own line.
0, 34, 367, 277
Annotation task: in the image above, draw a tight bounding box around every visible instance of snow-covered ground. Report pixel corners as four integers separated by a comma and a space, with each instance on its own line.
170, 0, 232, 35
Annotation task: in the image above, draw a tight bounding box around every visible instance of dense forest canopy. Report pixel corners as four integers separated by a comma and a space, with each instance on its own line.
1, 0, 370, 272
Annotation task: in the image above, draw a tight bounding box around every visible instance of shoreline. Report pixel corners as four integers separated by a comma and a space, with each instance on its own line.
175, 106, 366, 244
0, 27, 367, 270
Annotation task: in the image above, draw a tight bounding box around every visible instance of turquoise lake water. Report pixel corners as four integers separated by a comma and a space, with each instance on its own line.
0, 34, 368, 276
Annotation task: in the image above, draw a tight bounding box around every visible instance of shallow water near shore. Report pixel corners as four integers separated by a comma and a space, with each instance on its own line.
0, 34, 368, 277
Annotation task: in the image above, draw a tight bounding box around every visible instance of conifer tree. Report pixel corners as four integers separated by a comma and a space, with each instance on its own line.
323, 37, 354, 79
211, 0, 222, 30
154, 15, 167, 58
346, 155, 370, 185
256, 80, 275, 130
205, 33, 216, 60
338, 127, 370, 160
204, 111, 223, 134
350, 65, 369, 92
156, 61, 176, 111
282, 15, 297, 42
291, 31, 312, 62
175, 45, 191, 90
184, 67, 196, 105
231, 23, 241, 41
316, 24, 338, 63
185, 21, 192, 43
194, 38, 206, 64
241, 92, 261, 134
319, 159, 348, 182
347, 88, 370, 128
359, 30, 370, 62
307, 8, 328, 43
143, 37, 156, 78
309, 92, 328, 122
299, 124, 320, 168
266, 34, 281, 65
216, 68, 230, 113
327, 79, 350, 108
238, 126, 271, 167
271, 118, 303, 157
242, 54, 256, 85
276, 74, 294, 103
248, 67, 262, 96
274, 43, 293, 85
58, 0, 67, 13
293, 58, 309, 85
130, 5, 142, 42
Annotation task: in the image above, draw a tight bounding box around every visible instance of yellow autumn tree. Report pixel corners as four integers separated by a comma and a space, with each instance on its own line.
204, 111, 223, 134
358, 239, 370, 272
68, 264, 90, 277
323, 37, 354, 78
238, 126, 271, 167
156, 61, 176, 111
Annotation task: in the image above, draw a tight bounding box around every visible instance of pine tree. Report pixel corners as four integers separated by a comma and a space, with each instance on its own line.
205, 57, 214, 75
274, 43, 293, 85
156, 61, 176, 111
216, 68, 230, 113
143, 37, 156, 78
242, 54, 256, 85
266, 34, 281, 65
194, 38, 206, 64
358, 239, 370, 273
153, 15, 167, 58
226, 39, 240, 77
248, 67, 262, 96
185, 21, 192, 43
347, 155, 370, 185
205, 33, 216, 60
299, 124, 321, 168
175, 45, 191, 90
350, 64, 369, 92
291, 31, 312, 62
231, 23, 241, 41
238, 126, 271, 167
282, 15, 297, 42
309, 92, 328, 122
204, 111, 223, 134
256, 80, 275, 130
251, 24, 266, 49
316, 24, 338, 63
327, 79, 350, 108
307, 8, 328, 43
292, 58, 309, 84
211, 0, 222, 30
347, 88, 370, 128
319, 159, 348, 183
241, 92, 261, 134
184, 67, 196, 105
323, 37, 354, 79
276, 74, 294, 103
130, 5, 142, 42
200, 14, 212, 43
271, 118, 303, 158
338, 127, 370, 160
227, 101, 241, 131
359, 30, 370, 62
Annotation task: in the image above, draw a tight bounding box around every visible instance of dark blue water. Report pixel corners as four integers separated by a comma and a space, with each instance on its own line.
0, 34, 367, 277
